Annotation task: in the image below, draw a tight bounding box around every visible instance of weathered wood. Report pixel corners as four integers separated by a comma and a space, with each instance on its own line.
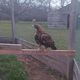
30, 50, 75, 79
22, 49, 75, 56
0, 49, 75, 80
41, 55, 67, 74
46, 55, 68, 64
0, 43, 22, 50
18, 38, 38, 49
66, 56, 74, 80
48, 4, 71, 29
0, 49, 75, 56
31, 54, 67, 73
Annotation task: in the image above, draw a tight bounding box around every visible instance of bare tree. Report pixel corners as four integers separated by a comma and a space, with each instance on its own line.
0, 0, 54, 21
61, 0, 66, 7
0, 0, 11, 19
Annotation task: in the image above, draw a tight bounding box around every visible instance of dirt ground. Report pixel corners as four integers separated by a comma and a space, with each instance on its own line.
26, 58, 57, 80
17, 55, 64, 80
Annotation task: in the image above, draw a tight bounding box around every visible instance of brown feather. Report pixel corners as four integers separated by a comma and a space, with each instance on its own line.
34, 24, 57, 50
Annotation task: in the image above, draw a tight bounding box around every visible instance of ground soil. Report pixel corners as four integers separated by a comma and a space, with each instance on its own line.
17, 55, 64, 80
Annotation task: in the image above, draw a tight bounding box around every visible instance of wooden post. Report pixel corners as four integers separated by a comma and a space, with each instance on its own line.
67, 14, 70, 29
67, 55, 74, 80
10, 0, 16, 42
68, 0, 77, 50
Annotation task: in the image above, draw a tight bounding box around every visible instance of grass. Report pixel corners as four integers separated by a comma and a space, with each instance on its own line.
0, 55, 28, 80
0, 21, 12, 37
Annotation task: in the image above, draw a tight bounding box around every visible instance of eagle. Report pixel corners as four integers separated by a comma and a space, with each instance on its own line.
34, 24, 57, 50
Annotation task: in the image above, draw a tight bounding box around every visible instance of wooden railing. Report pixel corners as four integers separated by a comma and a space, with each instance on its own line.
0, 43, 22, 50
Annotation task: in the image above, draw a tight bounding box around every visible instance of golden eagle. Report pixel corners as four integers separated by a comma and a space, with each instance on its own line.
34, 24, 57, 50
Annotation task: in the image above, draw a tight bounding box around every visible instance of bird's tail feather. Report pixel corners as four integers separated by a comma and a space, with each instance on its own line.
51, 42, 57, 50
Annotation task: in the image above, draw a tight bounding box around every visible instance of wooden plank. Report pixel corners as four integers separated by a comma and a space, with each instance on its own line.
22, 49, 75, 56
66, 56, 74, 80
0, 49, 75, 56
0, 43, 22, 50
31, 55, 67, 75
0, 50, 22, 54
45, 55, 68, 65
41, 56, 67, 74
18, 38, 38, 49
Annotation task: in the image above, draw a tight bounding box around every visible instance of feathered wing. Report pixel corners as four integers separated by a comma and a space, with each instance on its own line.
40, 33, 57, 50
34, 34, 41, 45
40, 33, 52, 43
34, 32, 57, 50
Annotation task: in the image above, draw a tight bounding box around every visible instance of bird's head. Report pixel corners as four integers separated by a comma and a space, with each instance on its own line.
34, 24, 44, 33
34, 24, 40, 30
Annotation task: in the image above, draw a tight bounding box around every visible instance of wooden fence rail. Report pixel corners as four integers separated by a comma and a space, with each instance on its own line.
0, 43, 22, 50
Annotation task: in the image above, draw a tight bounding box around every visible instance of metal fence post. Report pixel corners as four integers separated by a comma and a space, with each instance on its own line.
10, 0, 16, 42
68, 0, 77, 50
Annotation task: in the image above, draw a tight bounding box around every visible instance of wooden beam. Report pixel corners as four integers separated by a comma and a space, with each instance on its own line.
0, 49, 75, 56
0, 43, 22, 50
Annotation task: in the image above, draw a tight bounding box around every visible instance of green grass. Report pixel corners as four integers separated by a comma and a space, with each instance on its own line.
0, 21, 12, 37
0, 55, 28, 80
